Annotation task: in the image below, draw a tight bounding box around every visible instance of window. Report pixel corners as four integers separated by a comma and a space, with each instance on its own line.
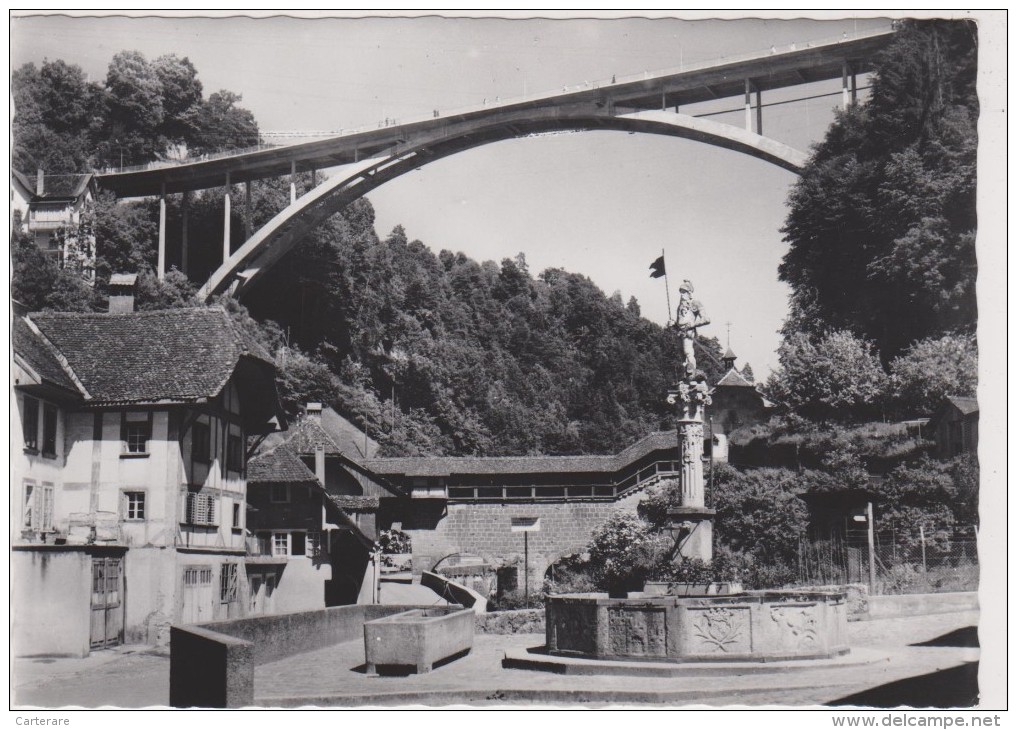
272, 532, 289, 556
220, 563, 239, 604
192, 421, 211, 463
123, 491, 146, 520
23, 482, 54, 531
270, 484, 289, 503
185, 492, 218, 526
291, 531, 306, 557
232, 503, 242, 530
306, 530, 322, 558
42, 403, 58, 456
122, 412, 151, 454
226, 434, 243, 473
22, 396, 39, 451
183, 566, 213, 587
22, 483, 35, 528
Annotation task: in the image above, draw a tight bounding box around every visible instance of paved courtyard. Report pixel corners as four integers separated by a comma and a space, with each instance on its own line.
12, 610, 979, 708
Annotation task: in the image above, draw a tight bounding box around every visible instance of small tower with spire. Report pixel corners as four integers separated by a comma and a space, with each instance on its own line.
722, 346, 737, 372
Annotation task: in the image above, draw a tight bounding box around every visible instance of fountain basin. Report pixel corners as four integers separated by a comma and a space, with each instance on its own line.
545, 590, 848, 662
364, 607, 475, 674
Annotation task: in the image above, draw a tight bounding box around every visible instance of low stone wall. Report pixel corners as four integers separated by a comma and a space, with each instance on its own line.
475, 608, 545, 635
170, 603, 435, 707
867, 591, 978, 619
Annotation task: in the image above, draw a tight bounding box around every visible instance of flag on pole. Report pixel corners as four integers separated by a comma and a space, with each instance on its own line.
649, 255, 666, 279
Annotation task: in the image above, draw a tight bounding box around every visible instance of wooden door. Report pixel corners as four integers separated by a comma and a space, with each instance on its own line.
180, 566, 214, 624
90, 557, 124, 649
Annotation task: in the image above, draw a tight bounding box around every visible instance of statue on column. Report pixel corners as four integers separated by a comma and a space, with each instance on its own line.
674, 280, 710, 381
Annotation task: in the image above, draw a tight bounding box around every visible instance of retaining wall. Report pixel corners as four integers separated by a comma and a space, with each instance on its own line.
403, 491, 644, 580
170, 603, 435, 707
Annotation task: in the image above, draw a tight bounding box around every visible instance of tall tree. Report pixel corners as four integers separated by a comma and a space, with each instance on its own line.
154, 54, 204, 146
779, 20, 977, 358
182, 90, 260, 155
98, 50, 167, 166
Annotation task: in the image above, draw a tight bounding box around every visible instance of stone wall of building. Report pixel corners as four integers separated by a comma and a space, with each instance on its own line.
398, 490, 645, 582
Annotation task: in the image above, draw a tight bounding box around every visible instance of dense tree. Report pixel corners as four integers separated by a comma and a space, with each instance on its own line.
889, 333, 977, 417
182, 90, 260, 155
11, 60, 101, 173
779, 20, 977, 358
153, 54, 204, 146
98, 51, 167, 166
764, 329, 889, 422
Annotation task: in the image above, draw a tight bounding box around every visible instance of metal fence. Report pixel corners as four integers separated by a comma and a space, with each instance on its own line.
797, 525, 979, 595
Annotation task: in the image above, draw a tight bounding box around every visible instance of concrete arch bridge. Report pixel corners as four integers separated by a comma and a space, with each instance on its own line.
92, 28, 894, 301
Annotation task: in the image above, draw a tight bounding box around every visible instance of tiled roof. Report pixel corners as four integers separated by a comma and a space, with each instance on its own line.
326, 495, 380, 512
715, 367, 755, 388
248, 444, 319, 485
12, 317, 80, 394
366, 430, 679, 477
283, 416, 345, 456
282, 409, 379, 461
28, 307, 275, 404
321, 408, 379, 460
946, 396, 979, 415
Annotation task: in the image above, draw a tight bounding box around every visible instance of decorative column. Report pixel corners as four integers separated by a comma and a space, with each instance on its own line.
667, 380, 715, 562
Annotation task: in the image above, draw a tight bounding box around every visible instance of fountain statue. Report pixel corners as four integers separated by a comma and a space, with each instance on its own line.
536, 279, 850, 666
665, 280, 715, 562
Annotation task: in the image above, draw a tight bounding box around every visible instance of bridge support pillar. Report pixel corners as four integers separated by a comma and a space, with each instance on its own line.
157, 182, 166, 279
842, 61, 857, 108
181, 192, 189, 276
290, 160, 296, 205
744, 79, 752, 131
245, 180, 253, 241
223, 172, 231, 264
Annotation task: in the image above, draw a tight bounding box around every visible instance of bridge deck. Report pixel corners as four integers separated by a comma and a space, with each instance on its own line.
96, 28, 894, 198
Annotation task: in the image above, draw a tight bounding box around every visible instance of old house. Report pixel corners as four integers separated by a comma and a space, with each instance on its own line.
246, 443, 375, 612
708, 348, 772, 462
927, 396, 979, 460
11, 299, 286, 656
11, 169, 96, 276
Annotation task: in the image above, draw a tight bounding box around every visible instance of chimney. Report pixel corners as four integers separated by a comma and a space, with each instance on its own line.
306, 402, 323, 420
107, 273, 138, 313
314, 445, 326, 485
36, 168, 44, 196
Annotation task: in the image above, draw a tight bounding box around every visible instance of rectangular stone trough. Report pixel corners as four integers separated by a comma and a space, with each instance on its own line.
364, 606, 475, 675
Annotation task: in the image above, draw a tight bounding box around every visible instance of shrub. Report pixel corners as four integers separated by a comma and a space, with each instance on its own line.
378, 528, 412, 555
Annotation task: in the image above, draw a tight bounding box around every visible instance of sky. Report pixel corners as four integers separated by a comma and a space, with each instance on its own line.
10, 12, 895, 376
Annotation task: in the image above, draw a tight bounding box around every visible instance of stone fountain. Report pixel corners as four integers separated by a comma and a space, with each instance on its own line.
543, 280, 849, 664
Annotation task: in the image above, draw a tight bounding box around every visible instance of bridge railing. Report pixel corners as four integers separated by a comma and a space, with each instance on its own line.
97, 25, 892, 177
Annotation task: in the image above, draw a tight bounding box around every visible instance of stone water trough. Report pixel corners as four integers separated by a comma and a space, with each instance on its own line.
364, 606, 475, 674
545, 590, 848, 662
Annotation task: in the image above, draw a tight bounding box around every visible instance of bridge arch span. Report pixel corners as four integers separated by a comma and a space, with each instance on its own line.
200, 110, 807, 301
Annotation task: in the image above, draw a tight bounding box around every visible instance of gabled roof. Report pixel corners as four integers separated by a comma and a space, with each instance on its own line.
248, 444, 319, 485
12, 316, 81, 396
12, 169, 93, 200
27, 307, 275, 405
928, 395, 979, 429
945, 396, 979, 415
321, 407, 380, 460
283, 416, 346, 456
365, 430, 679, 478
715, 367, 755, 388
